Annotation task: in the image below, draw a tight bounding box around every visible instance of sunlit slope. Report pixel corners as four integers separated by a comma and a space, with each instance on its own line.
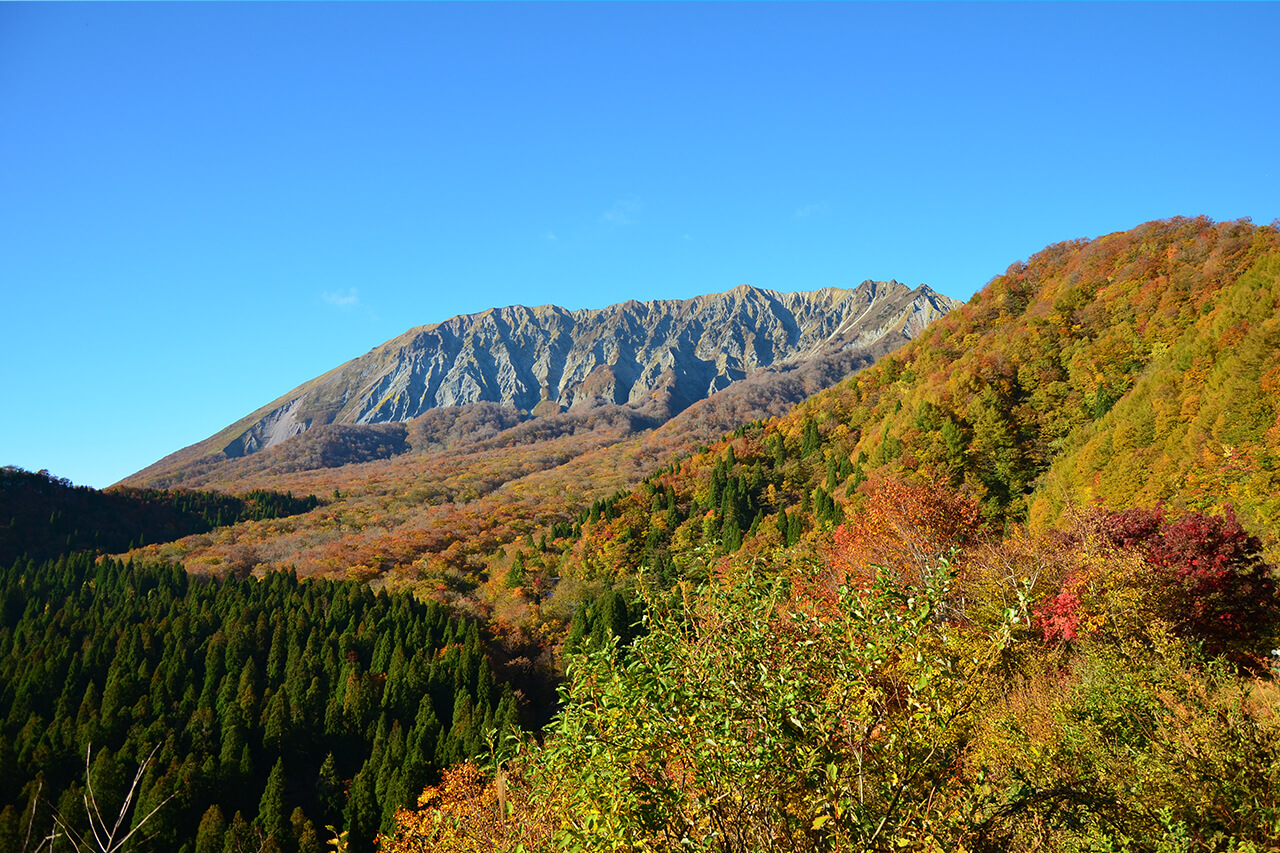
123, 337, 899, 581
767, 216, 1280, 532
1039, 245, 1280, 530
551, 217, 1280, 584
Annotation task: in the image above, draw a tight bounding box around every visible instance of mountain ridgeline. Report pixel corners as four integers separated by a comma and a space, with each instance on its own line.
125, 282, 956, 487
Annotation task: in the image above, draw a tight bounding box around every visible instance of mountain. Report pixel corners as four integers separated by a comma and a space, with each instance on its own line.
117, 217, 1280, 596
124, 281, 957, 487
375, 216, 1280, 853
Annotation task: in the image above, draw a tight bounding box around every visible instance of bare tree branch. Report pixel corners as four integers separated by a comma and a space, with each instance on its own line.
47, 744, 173, 853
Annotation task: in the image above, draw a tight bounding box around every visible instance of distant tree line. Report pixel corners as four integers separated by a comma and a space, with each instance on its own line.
0, 466, 320, 564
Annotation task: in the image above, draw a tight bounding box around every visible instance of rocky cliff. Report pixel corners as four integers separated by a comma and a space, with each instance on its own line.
126, 281, 958, 482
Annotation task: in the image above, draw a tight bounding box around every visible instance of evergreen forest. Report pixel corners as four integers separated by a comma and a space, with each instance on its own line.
0, 552, 517, 853
0, 467, 319, 565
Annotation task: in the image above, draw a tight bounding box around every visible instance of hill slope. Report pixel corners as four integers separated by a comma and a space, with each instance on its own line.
550, 216, 1280, 590
118, 217, 1280, 610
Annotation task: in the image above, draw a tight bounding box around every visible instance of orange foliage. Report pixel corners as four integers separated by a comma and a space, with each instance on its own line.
827, 476, 984, 589
378, 762, 553, 853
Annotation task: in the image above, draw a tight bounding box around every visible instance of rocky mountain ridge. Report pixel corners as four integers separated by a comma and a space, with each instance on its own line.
126, 281, 957, 483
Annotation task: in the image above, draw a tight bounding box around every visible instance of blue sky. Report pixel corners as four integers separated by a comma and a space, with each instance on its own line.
2, 3, 1277, 489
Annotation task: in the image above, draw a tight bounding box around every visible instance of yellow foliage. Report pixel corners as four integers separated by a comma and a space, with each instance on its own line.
379, 762, 554, 853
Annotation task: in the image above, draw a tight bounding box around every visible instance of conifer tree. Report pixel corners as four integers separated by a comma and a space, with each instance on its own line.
195, 804, 227, 853
257, 758, 287, 842
262, 691, 288, 756
222, 810, 252, 853
343, 763, 380, 853
801, 418, 821, 457
315, 753, 343, 826
291, 806, 322, 853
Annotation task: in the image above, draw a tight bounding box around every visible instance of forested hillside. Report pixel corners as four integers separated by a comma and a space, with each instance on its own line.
386, 488, 1280, 851
546, 216, 1280, 592
0, 467, 319, 565
115, 337, 901, 612
0, 553, 518, 853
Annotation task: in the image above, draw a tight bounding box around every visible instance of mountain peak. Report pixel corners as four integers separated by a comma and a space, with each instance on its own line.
125, 282, 959, 484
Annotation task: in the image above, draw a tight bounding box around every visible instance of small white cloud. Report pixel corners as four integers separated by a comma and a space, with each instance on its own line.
602, 197, 642, 226
682, 234, 693, 241
541, 231, 558, 242
794, 203, 828, 219
322, 287, 360, 308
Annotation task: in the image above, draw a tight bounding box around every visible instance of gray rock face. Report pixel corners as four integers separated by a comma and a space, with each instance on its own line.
221, 281, 958, 457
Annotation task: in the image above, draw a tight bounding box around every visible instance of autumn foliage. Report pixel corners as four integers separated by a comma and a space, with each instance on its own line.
398, 529, 1280, 852
1039, 505, 1280, 667
378, 761, 553, 853
826, 475, 983, 588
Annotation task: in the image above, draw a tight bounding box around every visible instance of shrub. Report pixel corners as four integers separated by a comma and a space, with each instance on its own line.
1040, 506, 1279, 668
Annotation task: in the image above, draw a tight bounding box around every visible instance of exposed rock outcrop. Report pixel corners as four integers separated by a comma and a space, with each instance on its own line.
127, 281, 958, 482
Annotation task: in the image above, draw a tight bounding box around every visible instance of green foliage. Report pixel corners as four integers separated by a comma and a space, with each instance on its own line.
195, 804, 227, 853
968, 640, 1280, 851
0, 553, 516, 853
503, 552, 526, 589
536, 555, 1014, 851
503, 533, 1280, 852
256, 758, 287, 841
563, 586, 644, 657
0, 466, 319, 564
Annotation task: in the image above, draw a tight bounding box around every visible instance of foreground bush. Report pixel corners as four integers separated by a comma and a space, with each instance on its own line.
1038, 506, 1280, 670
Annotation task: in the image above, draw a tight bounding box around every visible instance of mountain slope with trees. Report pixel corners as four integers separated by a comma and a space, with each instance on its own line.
545, 216, 1280, 594
0, 553, 518, 853
380, 216, 1280, 853
112, 319, 938, 616
0, 466, 318, 566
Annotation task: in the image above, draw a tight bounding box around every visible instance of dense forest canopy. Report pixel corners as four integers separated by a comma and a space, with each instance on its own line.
0, 467, 319, 566
0, 553, 517, 853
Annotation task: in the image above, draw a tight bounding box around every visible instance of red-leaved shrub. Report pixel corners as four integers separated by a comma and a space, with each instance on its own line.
1041, 505, 1278, 667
